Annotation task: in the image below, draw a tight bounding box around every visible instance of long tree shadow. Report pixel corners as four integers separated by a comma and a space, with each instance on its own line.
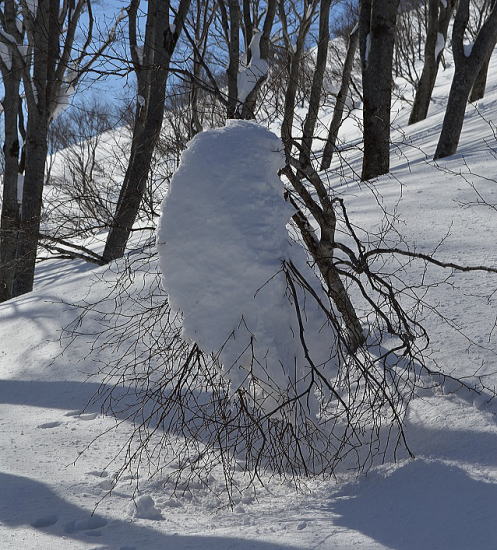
0, 472, 293, 550
2, 378, 497, 471
330, 459, 497, 550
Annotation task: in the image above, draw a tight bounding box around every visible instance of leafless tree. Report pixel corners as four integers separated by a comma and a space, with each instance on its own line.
409, 0, 455, 125
359, 0, 400, 181
0, 0, 120, 300
102, 0, 191, 264
469, 0, 497, 102
0, 0, 24, 301
434, 0, 497, 159
320, 22, 359, 171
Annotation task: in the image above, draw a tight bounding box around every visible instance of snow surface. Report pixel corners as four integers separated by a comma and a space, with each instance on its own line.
51, 79, 76, 121
435, 32, 445, 60
157, 120, 337, 410
1, 27, 497, 550
237, 31, 269, 105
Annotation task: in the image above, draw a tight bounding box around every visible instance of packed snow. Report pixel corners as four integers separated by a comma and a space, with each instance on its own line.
158, 120, 337, 410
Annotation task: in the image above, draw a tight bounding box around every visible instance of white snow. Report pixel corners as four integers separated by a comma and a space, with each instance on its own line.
435, 32, 445, 60
1, 16, 497, 550
135, 44, 144, 64
17, 174, 24, 205
365, 32, 371, 64
237, 31, 269, 105
130, 495, 163, 520
158, 120, 337, 409
17, 43, 29, 58
50, 78, 75, 121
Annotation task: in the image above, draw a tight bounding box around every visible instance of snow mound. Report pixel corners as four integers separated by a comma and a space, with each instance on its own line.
130, 495, 163, 520
158, 120, 338, 407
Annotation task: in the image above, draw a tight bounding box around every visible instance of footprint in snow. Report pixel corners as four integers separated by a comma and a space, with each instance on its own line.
64, 410, 98, 421
65, 410, 84, 417
87, 470, 109, 478
31, 514, 58, 528
64, 516, 107, 533
78, 413, 98, 421
37, 421, 62, 429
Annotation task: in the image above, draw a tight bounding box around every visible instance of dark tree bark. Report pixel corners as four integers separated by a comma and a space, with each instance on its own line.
434, 0, 497, 159
13, 0, 61, 296
320, 25, 359, 171
469, 49, 492, 102
279, 0, 316, 159
298, 0, 332, 170
469, 0, 496, 103
409, 0, 455, 125
102, 0, 191, 264
0, 0, 23, 301
276, 1, 365, 351
4, 0, 113, 297
359, 0, 400, 182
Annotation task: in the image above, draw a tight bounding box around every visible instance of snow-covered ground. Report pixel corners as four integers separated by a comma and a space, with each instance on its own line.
2, 48, 497, 550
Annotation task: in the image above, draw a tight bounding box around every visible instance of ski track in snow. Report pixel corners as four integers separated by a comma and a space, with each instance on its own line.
1, 40, 497, 550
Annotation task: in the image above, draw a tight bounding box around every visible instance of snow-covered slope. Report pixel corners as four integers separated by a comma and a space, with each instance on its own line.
1, 49, 497, 550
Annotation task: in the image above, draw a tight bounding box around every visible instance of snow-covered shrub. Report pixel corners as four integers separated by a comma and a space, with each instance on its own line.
157, 120, 338, 414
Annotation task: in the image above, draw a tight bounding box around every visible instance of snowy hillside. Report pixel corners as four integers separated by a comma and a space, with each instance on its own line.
1, 44, 497, 550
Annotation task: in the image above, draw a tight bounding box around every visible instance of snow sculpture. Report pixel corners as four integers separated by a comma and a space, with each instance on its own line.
158, 121, 338, 411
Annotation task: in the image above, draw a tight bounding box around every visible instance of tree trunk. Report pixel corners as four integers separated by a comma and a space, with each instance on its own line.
13, 116, 49, 296
12, 0, 58, 296
279, 4, 314, 159
103, 0, 191, 263
468, 48, 493, 102
0, 87, 22, 302
298, 0, 332, 170
226, 0, 241, 118
433, 67, 474, 159
434, 0, 497, 159
0, 0, 22, 302
409, 0, 455, 125
320, 26, 358, 172
360, 0, 400, 181
239, 0, 277, 120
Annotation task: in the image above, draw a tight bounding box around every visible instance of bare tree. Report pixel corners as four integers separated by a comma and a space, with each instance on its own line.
359, 0, 400, 181
320, 23, 359, 171
298, 0, 333, 170
0, 0, 119, 299
102, 0, 191, 264
434, 0, 497, 159
0, 0, 23, 301
409, 0, 455, 125
469, 0, 497, 102
216, 0, 277, 120
279, 0, 319, 158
